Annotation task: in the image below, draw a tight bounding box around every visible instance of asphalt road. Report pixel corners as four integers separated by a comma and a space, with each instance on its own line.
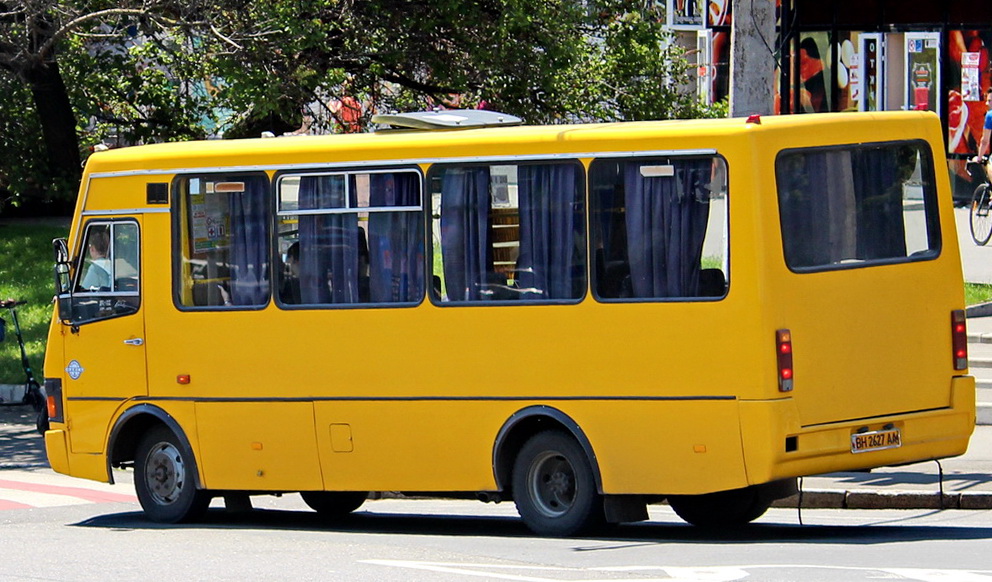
1, 496, 991, 581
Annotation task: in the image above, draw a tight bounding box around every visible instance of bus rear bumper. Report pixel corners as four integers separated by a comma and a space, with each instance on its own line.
740, 376, 976, 485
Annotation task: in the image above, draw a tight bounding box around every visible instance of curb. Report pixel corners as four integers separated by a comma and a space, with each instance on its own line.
967, 303, 992, 319
773, 489, 992, 510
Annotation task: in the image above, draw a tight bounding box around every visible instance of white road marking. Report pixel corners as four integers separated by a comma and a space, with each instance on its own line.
363, 561, 992, 582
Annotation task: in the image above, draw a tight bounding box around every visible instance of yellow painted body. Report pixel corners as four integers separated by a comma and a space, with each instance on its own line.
43, 112, 974, 496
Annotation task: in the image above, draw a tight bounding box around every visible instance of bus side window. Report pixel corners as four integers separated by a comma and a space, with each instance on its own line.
431, 161, 586, 303
274, 170, 424, 307
590, 156, 728, 302
174, 175, 270, 309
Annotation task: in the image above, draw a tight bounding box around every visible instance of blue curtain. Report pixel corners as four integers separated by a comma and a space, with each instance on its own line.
624, 160, 711, 298
440, 168, 492, 301
516, 164, 581, 299
368, 173, 424, 302
298, 176, 360, 304
852, 147, 908, 259
780, 146, 914, 268
779, 152, 831, 268
229, 177, 269, 305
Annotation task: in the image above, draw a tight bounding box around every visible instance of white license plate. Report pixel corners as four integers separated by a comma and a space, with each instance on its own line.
851, 428, 902, 453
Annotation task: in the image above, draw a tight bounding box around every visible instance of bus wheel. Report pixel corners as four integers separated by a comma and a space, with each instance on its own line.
511, 430, 604, 537
300, 491, 368, 518
134, 426, 210, 523
667, 486, 771, 528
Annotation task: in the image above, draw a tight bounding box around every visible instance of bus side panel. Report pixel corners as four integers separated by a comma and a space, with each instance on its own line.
310, 399, 748, 496
572, 400, 748, 496
313, 401, 503, 492
194, 402, 323, 491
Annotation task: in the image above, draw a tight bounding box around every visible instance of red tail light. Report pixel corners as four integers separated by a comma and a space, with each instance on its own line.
776, 329, 794, 392
952, 310, 968, 371
44, 377, 64, 423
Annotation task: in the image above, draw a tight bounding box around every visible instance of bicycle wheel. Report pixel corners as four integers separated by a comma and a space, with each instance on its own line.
970, 183, 992, 245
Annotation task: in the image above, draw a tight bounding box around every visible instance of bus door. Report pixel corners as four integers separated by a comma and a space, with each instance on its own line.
60, 218, 146, 454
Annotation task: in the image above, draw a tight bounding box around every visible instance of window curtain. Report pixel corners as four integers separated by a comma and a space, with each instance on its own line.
368, 173, 424, 302
779, 152, 832, 268
298, 176, 360, 304
229, 177, 269, 305
516, 164, 581, 299
851, 147, 908, 259
440, 168, 492, 301
624, 160, 711, 298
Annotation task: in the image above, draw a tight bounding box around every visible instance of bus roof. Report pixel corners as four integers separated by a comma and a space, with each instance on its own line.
82, 111, 941, 177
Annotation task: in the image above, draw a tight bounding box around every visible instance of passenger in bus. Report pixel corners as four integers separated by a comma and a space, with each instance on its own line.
80, 228, 112, 291
280, 242, 301, 304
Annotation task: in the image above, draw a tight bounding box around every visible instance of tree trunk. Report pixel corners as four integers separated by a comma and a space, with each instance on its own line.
24, 60, 82, 193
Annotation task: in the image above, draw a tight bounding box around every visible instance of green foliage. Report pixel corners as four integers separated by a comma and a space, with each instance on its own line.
966, 283, 992, 307
0, 222, 69, 383
0, 75, 52, 213
1, 0, 722, 214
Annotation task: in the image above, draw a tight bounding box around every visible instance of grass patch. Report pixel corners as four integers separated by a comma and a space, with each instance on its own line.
0, 222, 69, 384
966, 282, 992, 307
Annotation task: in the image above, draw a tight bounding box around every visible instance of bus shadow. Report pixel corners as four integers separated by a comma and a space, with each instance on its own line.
73, 508, 992, 545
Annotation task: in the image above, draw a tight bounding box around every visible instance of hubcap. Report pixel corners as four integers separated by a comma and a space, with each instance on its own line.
527, 451, 576, 518
144, 442, 185, 505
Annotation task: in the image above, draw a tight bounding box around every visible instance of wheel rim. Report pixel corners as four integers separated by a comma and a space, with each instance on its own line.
527, 450, 576, 518
971, 186, 992, 244
144, 442, 186, 506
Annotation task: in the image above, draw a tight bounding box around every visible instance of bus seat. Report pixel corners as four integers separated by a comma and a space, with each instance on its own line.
698, 268, 726, 297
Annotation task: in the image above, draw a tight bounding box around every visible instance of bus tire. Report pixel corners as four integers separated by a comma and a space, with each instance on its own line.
511, 430, 604, 537
134, 426, 210, 523
667, 486, 771, 528
300, 491, 368, 518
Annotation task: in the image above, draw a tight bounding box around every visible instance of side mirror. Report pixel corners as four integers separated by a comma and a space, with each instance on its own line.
52, 238, 74, 323
54, 237, 69, 264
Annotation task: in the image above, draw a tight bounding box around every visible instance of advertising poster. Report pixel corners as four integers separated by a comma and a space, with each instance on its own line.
905, 33, 940, 115
962, 52, 982, 101
859, 34, 883, 112
947, 30, 992, 193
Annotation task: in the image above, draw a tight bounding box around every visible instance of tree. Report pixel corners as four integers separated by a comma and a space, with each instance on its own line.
0, 0, 718, 214
0, 1, 215, 213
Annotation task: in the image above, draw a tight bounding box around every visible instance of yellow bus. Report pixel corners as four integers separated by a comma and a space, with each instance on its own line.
43, 110, 974, 536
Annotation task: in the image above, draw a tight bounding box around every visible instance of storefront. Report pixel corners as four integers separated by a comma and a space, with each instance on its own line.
680, 0, 992, 203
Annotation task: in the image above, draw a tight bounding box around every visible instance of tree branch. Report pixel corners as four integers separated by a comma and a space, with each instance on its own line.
37, 8, 179, 61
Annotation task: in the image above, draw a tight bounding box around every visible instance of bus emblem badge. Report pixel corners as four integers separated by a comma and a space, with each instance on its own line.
66, 360, 84, 380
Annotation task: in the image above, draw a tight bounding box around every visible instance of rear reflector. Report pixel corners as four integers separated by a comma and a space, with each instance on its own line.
776, 329, 794, 392
952, 310, 968, 371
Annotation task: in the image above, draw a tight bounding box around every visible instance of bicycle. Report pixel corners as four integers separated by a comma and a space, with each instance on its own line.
0, 299, 49, 434
968, 156, 992, 245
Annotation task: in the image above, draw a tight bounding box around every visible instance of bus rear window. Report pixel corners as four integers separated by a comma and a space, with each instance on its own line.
776, 141, 940, 271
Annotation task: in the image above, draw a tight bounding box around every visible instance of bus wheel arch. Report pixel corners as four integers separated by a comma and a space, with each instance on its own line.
492, 406, 604, 500
107, 404, 203, 490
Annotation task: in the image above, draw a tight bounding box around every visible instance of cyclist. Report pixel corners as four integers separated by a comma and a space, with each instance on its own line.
977, 88, 992, 164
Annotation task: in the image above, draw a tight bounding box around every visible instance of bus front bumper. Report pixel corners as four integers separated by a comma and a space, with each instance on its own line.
44, 427, 110, 483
